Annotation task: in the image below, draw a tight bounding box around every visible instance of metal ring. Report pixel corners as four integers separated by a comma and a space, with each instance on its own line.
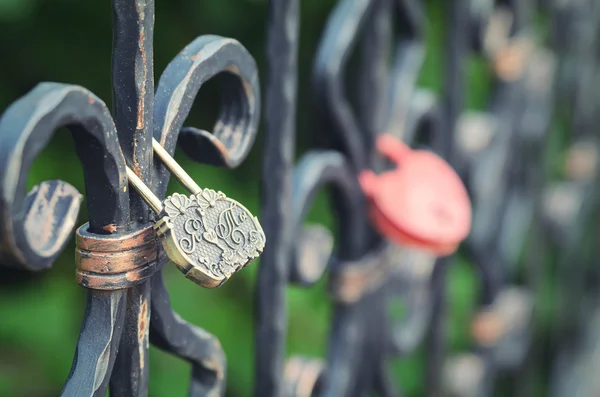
75, 223, 165, 290
328, 242, 391, 304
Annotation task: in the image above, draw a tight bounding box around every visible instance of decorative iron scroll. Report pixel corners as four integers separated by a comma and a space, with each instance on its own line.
0, 0, 259, 396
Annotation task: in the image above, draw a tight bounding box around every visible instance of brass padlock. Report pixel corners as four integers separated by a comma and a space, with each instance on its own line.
126, 139, 265, 288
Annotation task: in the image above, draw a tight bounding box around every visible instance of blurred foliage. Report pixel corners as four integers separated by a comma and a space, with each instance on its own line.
0, 0, 553, 396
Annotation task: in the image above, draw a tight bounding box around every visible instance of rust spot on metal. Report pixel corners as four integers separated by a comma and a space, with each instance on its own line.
103, 224, 118, 233
329, 243, 392, 303
189, 47, 208, 62
27, 183, 53, 251
283, 356, 325, 397
566, 144, 598, 181
493, 37, 534, 82
200, 358, 225, 381
138, 298, 148, 336
138, 295, 149, 370
136, 97, 146, 128
126, 270, 143, 282
214, 135, 228, 154
132, 161, 142, 179
23, 181, 82, 257
137, 29, 147, 130
471, 310, 504, 346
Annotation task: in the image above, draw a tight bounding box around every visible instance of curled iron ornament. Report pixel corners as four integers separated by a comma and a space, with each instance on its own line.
0, 83, 130, 271
152, 35, 261, 197
0, 1, 260, 396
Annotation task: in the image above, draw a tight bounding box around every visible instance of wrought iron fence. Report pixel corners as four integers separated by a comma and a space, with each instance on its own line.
0, 0, 599, 396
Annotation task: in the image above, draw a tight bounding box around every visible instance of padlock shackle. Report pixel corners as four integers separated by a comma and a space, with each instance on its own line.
152, 139, 202, 195
126, 167, 163, 214
376, 134, 412, 165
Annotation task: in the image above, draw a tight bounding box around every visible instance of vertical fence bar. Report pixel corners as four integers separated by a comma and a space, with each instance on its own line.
109, 1, 155, 395
255, 0, 300, 395
426, 0, 468, 395
61, 291, 128, 397
358, 0, 392, 159
112, 0, 155, 204
311, 1, 381, 396
356, 0, 397, 396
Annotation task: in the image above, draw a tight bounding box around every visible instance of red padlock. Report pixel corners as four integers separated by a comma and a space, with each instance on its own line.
359, 134, 472, 255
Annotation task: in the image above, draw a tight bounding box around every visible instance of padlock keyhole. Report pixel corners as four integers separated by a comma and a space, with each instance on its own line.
432, 204, 453, 226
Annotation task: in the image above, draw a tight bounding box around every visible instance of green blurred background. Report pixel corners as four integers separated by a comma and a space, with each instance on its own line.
0, 0, 548, 396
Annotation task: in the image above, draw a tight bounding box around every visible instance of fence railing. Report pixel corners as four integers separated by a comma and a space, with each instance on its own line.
0, 0, 599, 396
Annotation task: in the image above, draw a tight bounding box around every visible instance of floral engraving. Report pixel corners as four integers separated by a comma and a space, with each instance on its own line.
164, 193, 192, 218
196, 188, 225, 209
211, 263, 224, 278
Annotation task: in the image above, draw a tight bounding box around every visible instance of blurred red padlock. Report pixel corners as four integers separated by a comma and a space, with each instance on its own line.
359, 134, 472, 255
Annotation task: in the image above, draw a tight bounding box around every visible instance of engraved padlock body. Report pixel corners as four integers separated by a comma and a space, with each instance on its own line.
154, 190, 265, 288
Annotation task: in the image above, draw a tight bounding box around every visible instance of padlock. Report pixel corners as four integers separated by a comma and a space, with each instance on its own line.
359, 134, 471, 255
125, 139, 266, 288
